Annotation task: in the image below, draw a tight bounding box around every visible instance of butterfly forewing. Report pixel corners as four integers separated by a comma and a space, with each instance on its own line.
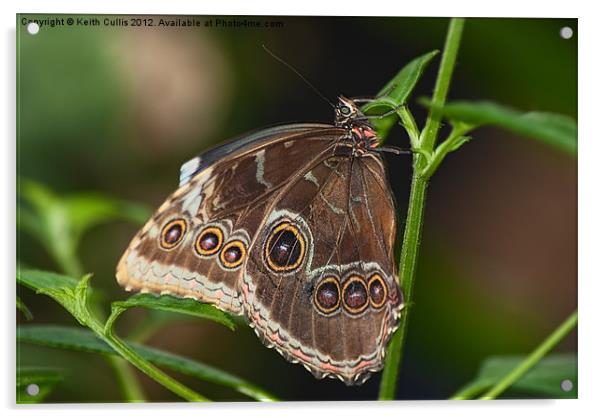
116, 126, 343, 314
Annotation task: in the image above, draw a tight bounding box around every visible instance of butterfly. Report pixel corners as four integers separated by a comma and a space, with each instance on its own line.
116, 95, 405, 385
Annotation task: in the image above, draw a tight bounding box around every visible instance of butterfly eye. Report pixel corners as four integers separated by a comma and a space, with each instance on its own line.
342, 276, 369, 315
367, 274, 387, 309
219, 240, 246, 269
340, 106, 351, 116
314, 277, 341, 315
264, 222, 306, 272
195, 226, 224, 256
159, 219, 187, 250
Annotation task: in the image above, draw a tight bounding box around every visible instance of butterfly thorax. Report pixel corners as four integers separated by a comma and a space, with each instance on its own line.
334, 96, 379, 155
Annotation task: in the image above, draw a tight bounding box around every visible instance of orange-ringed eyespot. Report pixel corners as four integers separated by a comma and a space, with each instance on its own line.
342, 276, 369, 314
195, 226, 223, 256
219, 240, 246, 269
314, 277, 340, 314
264, 222, 306, 272
368, 274, 387, 309
160, 219, 187, 250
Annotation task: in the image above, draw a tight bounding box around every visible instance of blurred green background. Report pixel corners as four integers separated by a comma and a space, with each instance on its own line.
17, 15, 577, 401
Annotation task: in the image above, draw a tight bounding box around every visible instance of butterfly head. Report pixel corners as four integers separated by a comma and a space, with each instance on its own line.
335, 96, 380, 153
334, 96, 362, 128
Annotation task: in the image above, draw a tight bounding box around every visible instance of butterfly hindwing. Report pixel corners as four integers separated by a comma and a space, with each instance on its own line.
242, 148, 403, 384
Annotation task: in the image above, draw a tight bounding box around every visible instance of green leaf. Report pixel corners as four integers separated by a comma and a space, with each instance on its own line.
419, 99, 577, 155
18, 325, 277, 401
65, 192, 151, 244
18, 179, 82, 276
453, 354, 577, 399
17, 295, 33, 320
17, 178, 151, 277
419, 122, 474, 179
17, 268, 79, 293
16, 268, 213, 401
112, 293, 237, 331
375, 50, 440, 105
363, 50, 439, 139
17, 268, 93, 326
17, 367, 63, 404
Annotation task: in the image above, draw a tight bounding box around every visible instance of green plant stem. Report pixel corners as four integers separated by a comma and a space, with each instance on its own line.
85, 313, 209, 402
378, 17, 465, 400
420, 125, 472, 179
46, 237, 146, 402
107, 356, 147, 402
478, 310, 578, 400
420, 17, 465, 151
379, 177, 427, 399
102, 306, 210, 401
398, 107, 421, 147
95, 320, 147, 402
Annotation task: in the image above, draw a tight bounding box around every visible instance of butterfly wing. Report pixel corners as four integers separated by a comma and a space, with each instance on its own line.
116, 123, 403, 385
241, 146, 404, 385
116, 124, 340, 314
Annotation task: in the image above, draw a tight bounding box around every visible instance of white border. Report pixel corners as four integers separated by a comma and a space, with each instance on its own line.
6, 0, 582, 17
3, 1, 598, 418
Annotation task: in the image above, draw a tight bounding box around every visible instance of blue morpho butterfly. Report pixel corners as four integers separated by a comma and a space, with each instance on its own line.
117, 48, 405, 385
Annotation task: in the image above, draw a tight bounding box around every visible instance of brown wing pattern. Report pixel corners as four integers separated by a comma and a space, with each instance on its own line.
241, 150, 403, 385
116, 127, 340, 314
116, 125, 403, 385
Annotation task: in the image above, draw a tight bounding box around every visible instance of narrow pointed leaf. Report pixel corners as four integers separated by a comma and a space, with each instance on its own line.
18, 325, 277, 401
17, 268, 79, 317
113, 293, 237, 331
17, 367, 63, 404
362, 50, 439, 138
18, 178, 151, 276
419, 99, 577, 155
452, 354, 577, 399
375, 49, 440, 104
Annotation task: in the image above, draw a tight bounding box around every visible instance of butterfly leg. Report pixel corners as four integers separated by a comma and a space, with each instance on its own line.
375, 146, 412, 155
358, 105, 405, 122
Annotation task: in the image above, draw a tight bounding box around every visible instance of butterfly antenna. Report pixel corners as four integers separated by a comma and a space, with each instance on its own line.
262, 44, 334, 108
